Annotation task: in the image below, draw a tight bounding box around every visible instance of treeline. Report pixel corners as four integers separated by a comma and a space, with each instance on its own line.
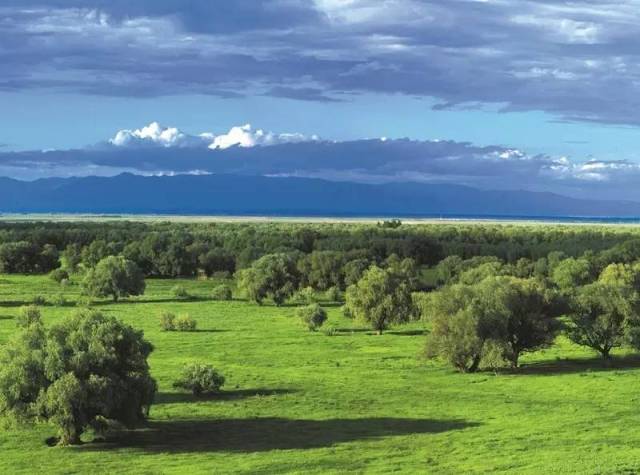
1, 221, 639, 278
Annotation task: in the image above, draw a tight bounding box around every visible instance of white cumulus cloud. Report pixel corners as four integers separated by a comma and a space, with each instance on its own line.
109, 122, 319, 150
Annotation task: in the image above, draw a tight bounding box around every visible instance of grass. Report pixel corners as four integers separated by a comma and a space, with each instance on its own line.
1, 275, 640, 473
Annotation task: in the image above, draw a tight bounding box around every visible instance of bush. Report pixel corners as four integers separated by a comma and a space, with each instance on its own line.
175, 314, 197, 332
49, 268, 69, 284
51, 294, 67, 307
323, 325, 338, 337
296, 303, 328, 331
16, 305, 42, 328
211, 284, 233, 301
171, 285, 190, 300
290, 286, 317, 305
32, 295, 47, 306
173, 363, 225, 396
324, 286, 342, 302
160, 312, 176, 331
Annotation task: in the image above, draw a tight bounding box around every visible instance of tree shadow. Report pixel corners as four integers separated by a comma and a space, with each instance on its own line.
155, 388, 297, 404
386, 329, 427, 336
509, 354, 640, 376
82, 417, 478, 453
0, 314, 13, 320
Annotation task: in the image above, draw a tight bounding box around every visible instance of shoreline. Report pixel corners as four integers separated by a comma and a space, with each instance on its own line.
2, 213, 640, 226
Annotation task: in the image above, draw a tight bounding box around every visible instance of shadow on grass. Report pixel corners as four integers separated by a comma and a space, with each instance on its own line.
511, 354, 640, 375
156, 388, 297, 404
386, 329, 427, 337
84, 417, 478, 453
0, 314, 13, 320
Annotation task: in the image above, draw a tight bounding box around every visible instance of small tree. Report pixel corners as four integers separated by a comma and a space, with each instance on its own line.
0, 310, 156, 445
16, 305, 42, 328
82, 256, 145, 302
297, 303, 328, 331
345, 266, 415, 334
173, 363, 225, 396
566, 282, 638, 358
50, 268, 69, 284
236, 253, 300, 305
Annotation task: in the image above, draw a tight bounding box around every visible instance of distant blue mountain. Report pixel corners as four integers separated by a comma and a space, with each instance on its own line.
1, 173, 639, 218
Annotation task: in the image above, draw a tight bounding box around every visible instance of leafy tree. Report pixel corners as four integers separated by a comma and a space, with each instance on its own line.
345, 265, 415, 334
198, 248, 236, 277
0, 310, 156, 445
343, 258, 372, 287
81, 256, 145, 302
492, 277, 561, 367
551, 258, 593, 291
297, 303, 328, 331
60, 244, 82, 273
236, 253, 300, 305
297, 251, 346, 290
566, 282, 639, 358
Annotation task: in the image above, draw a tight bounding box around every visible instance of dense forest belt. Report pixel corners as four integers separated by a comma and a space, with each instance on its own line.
0, 220, 639, 277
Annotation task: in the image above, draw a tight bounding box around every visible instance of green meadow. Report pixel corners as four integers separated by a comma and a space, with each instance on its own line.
1, 274, 640, 474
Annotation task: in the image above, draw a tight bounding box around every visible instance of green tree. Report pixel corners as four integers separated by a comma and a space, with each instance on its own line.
82, 256, 145, 302
567, 282, 639, 358
236, 253, 300, 305
0, 310, 156, 445
345, 265, 415, 334
551, 257, 593, 291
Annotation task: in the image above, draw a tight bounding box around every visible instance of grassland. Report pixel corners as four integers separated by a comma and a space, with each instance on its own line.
1, 275, 640, 474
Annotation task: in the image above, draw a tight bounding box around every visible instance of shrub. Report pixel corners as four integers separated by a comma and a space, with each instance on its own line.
160, 312, 176, 331
16, 305, 42, 328
211, 284, 233, 301
236, 253, 300, 305
49, 268, 69, 284
175, 314, 197, 332
324, 286, 342, 302
173, 363, 225, 396
171, 285, 190, 300
296, 303, 328, 331
291, 286, 317, 305
323, 325, 338, 337
0, 310, 156, 445
32, 295, 47, 306
51, 294, 67, 307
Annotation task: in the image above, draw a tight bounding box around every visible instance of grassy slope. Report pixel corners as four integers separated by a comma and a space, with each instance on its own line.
1, 275, 640, 474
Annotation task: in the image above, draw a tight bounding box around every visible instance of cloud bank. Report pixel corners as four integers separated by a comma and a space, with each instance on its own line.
2, 126, 640, 201
5, 1, 640, 125
107, 122, 319, 150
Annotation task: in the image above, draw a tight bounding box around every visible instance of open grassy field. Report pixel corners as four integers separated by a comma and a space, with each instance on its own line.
1, 275, 640, 474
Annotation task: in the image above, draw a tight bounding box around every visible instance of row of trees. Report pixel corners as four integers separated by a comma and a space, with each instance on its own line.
424, 262, 640, 372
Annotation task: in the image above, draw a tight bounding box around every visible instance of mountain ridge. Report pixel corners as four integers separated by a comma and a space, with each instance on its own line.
1, 173, 639, 218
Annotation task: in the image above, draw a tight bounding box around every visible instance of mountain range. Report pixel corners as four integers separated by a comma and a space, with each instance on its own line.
1, 173, 639, 218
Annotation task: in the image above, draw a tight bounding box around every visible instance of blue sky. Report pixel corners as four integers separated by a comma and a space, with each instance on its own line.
2, 1, 640, 199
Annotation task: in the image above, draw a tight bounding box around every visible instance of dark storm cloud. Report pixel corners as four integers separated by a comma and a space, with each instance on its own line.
4, 1, 640, 124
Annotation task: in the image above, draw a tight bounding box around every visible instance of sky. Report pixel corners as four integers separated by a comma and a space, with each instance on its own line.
2, 0, 640, 200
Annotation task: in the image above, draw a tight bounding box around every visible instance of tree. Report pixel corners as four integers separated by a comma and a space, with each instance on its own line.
0, 310, 156, 445
491, 277, 561, 367
551, 257, 593, 292
425, 277, 561, 370
82, 256, 145, 302
424, 284, 487, 372
236, 253, 300, 305
566, 282, 639, 358
344, 265, 415, 334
